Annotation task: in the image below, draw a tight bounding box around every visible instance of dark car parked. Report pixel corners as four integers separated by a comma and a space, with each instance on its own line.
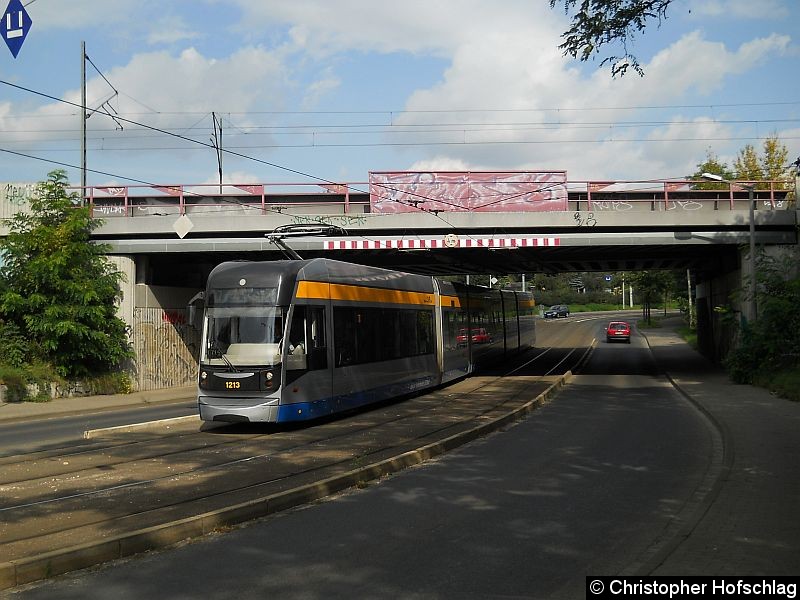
544, 304, 570, 319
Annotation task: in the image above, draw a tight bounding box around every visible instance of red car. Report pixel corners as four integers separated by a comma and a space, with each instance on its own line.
456, 327, 493, 344
606, 321, 631, 343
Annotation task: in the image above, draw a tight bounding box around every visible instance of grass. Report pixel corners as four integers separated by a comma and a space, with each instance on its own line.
676, 326, 698, 350
754, 367, 800, 403
567, 302, 640, 313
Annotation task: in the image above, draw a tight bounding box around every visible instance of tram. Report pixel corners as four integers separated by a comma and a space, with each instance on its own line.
196, 258, 536, 423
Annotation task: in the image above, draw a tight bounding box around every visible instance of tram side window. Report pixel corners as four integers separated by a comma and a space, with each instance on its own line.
444, 310, 459, 351
416, 310, 434, 355
334, 308, 358, 367
334, 306, 434, 367
287, 305, 327, 371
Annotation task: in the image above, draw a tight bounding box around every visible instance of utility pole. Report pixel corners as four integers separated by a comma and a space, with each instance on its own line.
81, 40, 87, 203
622, 274, 625, 310
211, 112, 223, 194
686, 268, 694, 328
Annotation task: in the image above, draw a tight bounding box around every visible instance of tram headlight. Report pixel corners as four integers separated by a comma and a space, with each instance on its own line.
264, 370, 274, 390
199, 371, 208, 387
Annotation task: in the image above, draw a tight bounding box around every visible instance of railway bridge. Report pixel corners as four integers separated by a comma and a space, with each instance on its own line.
2, 172, 798, 390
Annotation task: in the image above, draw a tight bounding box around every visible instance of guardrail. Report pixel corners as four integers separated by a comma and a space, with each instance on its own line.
66, 179, 794, 218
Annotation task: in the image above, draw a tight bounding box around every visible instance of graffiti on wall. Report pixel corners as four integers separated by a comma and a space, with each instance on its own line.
1, 183, 37, 219
589, 200, 633, 212
665, 199, 703, 211
132, 308, 199, 391
369, 171, 568, 213
290, 214, 368, 227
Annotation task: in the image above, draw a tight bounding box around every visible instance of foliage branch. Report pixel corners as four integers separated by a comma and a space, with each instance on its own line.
549, 0, 673, 77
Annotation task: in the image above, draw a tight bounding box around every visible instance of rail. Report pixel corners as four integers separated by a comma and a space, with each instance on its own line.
66, 179, 795, 218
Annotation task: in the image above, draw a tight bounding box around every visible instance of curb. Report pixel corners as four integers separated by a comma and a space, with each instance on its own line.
0, 390, 196, 425
83, 415, 201, 439
0, 373, 571, 591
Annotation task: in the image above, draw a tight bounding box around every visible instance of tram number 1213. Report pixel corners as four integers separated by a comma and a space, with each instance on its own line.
225, 381, 241, 389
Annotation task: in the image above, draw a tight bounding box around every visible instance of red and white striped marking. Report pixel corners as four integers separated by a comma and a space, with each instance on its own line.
323, 236, 560, 250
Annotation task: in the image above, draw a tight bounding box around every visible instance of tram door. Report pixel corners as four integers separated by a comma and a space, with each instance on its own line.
284, 304, 330, 405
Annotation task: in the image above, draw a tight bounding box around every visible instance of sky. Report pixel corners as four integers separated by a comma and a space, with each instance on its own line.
1, 0, 798, 191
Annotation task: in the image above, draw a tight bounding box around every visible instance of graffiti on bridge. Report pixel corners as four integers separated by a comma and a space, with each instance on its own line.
4, 183, 36, 206
589, 200, 633, 212
574, 212, 597, 227
665, 199, 703, 211
290, 214, 368, 227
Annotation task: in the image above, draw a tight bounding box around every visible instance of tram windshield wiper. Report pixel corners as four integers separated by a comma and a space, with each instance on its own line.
207, 342, 239, 372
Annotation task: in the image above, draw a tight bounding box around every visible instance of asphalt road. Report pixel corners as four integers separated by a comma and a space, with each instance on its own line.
0, 402, 197, 456
7, 314, 716, 599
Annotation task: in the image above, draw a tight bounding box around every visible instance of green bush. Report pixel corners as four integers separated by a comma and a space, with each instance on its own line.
723, 253, 800, 386
0, 320, 30, 368
0, 362, 133, 402
0, 362, 61, 402
0, 364, 28, 401
81, 372, 133, 395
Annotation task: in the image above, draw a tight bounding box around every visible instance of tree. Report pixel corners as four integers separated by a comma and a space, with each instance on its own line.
689, 149, 735, 190
734, 135, 791, 190
761, 135, 790, 183
0, 170, 132, 378
549, 0, 673, 77
628, 270, 672, 323
691, 136, 793, 192
733, 144, 763, 183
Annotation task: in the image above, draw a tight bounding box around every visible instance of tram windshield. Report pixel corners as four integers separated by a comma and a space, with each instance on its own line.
202, 306, 287, 366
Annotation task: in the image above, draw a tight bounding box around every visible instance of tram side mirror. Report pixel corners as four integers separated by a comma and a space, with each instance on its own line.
187, 291, 205, 330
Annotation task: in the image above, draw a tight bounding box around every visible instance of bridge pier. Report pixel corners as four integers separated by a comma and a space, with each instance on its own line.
695, 242, 798, 363
108, 254, 202, 392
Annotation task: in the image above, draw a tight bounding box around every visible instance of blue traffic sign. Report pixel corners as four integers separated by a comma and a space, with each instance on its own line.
2, 0, 32, 58
605, 275, 612, 281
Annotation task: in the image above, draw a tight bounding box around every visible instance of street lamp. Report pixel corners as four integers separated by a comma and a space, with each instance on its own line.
701, 172, 757, 322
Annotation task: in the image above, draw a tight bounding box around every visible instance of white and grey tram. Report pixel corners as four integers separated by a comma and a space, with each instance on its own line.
197, 258, 536, 423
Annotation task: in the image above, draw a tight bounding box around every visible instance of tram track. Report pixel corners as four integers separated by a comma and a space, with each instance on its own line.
1, 344, 580, 493
0, 344, 585, 589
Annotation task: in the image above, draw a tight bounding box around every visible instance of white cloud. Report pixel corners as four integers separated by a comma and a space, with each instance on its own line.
692, 0, 790, 19
6, 0, 796, 184
76, 46, 285, 126
373, 22, 793, 179
301, 69, 341, 109
147, 17, 201, 45
233, 0, 563, 57
0, 45, 290, 185
32, 0, 161, 29
407, 156, 473, 172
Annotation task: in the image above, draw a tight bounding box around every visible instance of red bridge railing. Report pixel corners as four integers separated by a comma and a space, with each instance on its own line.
67, 179, 794, 218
